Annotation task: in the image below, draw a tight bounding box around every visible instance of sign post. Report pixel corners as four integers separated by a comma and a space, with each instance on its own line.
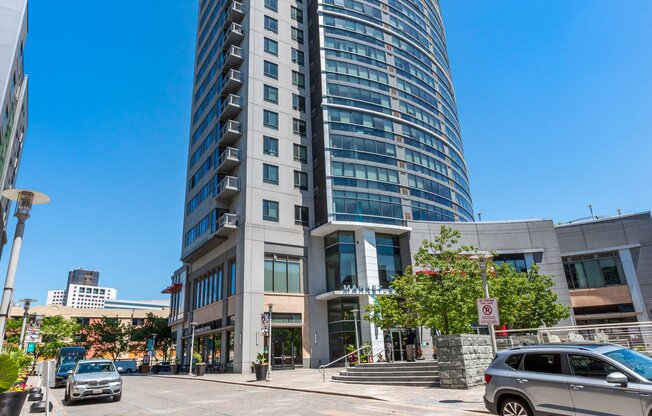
477, 298, 499, 356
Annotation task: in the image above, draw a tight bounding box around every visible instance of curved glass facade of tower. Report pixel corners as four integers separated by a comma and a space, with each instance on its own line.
311, 0, 473, 225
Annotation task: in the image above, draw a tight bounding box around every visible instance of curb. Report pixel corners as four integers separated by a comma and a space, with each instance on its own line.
156, 374, 386, 402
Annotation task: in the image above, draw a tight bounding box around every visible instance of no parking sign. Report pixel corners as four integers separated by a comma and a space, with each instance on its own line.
477, 298, 499, 326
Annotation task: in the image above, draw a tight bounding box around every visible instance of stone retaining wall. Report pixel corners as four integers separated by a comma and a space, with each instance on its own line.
434, 334, 493, 389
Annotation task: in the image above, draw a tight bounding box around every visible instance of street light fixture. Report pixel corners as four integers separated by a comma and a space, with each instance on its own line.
17, 298, 36, 350
470, 253, 497, 356
351, 309, 360, 364
0, 189, 50, 349
188, 322, 198, 376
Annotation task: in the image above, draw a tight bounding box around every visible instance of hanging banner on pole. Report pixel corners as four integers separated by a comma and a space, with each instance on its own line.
261, 312, 270, 336
477, 298, 499, 326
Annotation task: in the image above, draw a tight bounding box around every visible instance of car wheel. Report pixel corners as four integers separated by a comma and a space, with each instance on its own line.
113, 393, 122, 402
500, 398, 532, 416
64, 389, 75, 406
126, 369, 132, 374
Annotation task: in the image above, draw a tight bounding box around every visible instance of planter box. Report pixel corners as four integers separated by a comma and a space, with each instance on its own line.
152, 365, 161, 374
140, 364, 150, 373
254, 364, 268, 381
171, 364, 180, 375
0, 391, 28, 416
195, 363, 206, 376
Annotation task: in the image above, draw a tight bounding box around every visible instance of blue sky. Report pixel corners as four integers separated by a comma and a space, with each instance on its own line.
7, 0, 652, 303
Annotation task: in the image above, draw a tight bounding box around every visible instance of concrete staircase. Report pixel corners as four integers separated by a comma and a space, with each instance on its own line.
331, 361, 440, 386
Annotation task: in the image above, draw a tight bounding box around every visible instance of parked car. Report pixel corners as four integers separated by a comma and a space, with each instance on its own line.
64, 359, 122, 404
114, 359, 138, 374
54, 363, 76, 387
484, 343, 652, 416
159, 361, 171, 372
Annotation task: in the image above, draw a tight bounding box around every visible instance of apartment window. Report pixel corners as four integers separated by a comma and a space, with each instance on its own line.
264, 85, 279, 104
291, 27, 304, 44
263, 163, 279, 184
264, 110, 279, 129
293, 118, 307, 136
292, 94, 306, 112
265, 0, 278, 12
264, 37, 278, 56
292, 71, 305, 88
291, 7, 304, 23
264, 61, 278, 79
293, 144, 307, 163
263, 136, 278, 156
294, 205, 309, 226
264, 255, 301, 293
264, 16, 278, 33
294, 170, 308, 190
229, 259, 237, 297
291, 48, 305, 66
263, 200, 279, 222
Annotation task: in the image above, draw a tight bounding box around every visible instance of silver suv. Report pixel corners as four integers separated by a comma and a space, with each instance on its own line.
64, 359, 122, 404
484, 344, 652, 416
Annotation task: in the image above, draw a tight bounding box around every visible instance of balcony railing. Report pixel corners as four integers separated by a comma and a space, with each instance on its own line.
218, 120, 241, 146
214, 175, 239, 199
219, 69, 243, 96
224, 23, 244, 48
221, 45, 243, 72
216, 147, 240, 172
219, 94, 242, 120
212, 213, 239, 236
227, 1, 245, 23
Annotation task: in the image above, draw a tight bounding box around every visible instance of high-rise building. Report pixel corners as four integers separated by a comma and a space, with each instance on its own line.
175, 0, 475, 373
46, 289, 65, 306
67, 268, 100, 287
0, 0, 28, 252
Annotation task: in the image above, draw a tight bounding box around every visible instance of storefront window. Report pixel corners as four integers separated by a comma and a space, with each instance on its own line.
327, 298, 361, 361
376, 234, 402, 287
226, 331, 235, 370
325, 231, 357, 291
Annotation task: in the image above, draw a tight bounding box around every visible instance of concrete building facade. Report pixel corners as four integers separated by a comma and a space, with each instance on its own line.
0, 0, 28, 250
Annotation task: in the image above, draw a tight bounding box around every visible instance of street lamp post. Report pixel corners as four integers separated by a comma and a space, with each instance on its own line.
0, 189, 50, 349
188, 322, 197, 376
351, 309, 360, 364
266, 303, 273, 381
18, 298, 36, 350
151, 333, 158, 363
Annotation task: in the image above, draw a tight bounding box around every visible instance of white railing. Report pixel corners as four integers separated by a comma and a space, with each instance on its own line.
217, 147, 239, 166
318, 345, 372, 383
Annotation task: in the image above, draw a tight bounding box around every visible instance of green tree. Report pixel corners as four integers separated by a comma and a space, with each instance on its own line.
365, 225, 569, 334
130, 313, 173, 361
2, 317, 23, 348
85, 317, 132, 361
32, 316, 80, 362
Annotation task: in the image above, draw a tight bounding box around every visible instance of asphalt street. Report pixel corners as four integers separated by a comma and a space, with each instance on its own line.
38, 375, 482, 416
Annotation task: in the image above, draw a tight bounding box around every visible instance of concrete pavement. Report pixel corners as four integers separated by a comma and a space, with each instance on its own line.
21, 369, 488, 415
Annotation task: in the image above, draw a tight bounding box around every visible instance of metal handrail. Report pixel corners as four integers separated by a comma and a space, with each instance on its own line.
318, 345, 371, 383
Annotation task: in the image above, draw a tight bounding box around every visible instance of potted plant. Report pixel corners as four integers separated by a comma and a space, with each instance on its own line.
253, 353, 268, 381
170, 359, 180, 375
193, 353, 206, 376
0, 352, 30, 416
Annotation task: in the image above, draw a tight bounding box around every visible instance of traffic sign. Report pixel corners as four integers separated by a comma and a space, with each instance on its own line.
477, 298, 500, 326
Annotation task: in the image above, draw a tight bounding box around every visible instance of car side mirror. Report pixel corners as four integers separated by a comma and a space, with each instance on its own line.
117, 367, 124, 372
67, 370, 73, 375
606, 372, 628, 387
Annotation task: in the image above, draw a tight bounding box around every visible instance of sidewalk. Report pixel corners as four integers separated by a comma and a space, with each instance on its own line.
159, 368, 488, 414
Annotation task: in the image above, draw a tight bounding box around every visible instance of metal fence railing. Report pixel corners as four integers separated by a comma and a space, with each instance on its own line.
495, 322, 652, 353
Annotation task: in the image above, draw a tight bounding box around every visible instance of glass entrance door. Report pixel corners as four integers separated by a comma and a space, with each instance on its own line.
271, 328, 302, 370
391, 330, 405, 361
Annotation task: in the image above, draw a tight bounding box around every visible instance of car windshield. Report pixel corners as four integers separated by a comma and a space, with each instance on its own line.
76, 362, 116, 374
58, 364, 75, 372
604, 348, 652, 381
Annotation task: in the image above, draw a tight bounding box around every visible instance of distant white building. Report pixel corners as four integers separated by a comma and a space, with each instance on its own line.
65, 284, 117, 309
46, 290, 65, 306
104, 299, 167, 311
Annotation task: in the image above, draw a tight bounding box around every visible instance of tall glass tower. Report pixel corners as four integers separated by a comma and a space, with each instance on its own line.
175, 0, 473, 373
310, 0, 473, 226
